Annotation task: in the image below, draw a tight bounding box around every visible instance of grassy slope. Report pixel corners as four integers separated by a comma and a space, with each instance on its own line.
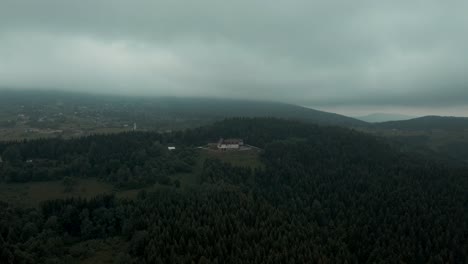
0, 179, 113, 207
172, 148, 263, 188
75, 238, 127, 264
200, 148, 263, 169
0, 149, 263, 207
0, 178, 154, 207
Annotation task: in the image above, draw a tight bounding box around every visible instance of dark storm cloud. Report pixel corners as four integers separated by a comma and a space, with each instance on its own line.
0, 0, 467, 111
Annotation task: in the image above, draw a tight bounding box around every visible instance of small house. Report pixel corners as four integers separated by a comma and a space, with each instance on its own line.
217, 138, 244, 150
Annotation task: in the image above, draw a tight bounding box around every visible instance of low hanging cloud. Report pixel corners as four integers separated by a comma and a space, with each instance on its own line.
1, 0, 468, 112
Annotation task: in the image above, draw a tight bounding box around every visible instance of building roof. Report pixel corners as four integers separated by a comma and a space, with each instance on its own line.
220, 138, 243, 144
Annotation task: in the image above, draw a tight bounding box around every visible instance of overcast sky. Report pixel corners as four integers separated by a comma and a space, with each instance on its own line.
1, 0, 467, 116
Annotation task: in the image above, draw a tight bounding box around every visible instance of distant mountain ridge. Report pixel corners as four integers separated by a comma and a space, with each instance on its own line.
0, 89, 367, 127
356, 113, 416, 123
376, 116, 468, 130
156, 98, 368, 127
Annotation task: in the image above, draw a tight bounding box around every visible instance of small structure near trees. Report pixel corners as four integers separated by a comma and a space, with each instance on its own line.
217, 138, 244, 150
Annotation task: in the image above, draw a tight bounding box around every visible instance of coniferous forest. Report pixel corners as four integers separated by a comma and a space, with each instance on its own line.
0, 118, 467, 263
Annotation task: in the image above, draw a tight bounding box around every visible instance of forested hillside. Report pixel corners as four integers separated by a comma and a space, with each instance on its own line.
0, 118, 467, 263
376, 116, 468, 130
364, 116, 468, 164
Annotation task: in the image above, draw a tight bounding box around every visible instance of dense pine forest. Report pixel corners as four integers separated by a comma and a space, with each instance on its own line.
0, 118, 467, 263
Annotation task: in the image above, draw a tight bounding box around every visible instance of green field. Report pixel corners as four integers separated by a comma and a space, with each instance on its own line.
169, 148, 263, 189
0, 178, 155, 207
0, 148, 263, 207
73, 238, 127, 264
0, 179, 112, 207
199, 148, 263, 168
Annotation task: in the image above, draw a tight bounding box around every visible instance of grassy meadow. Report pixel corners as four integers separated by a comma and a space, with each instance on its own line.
0, 148, 263, 208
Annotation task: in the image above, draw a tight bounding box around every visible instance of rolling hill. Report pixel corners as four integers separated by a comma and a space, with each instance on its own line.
0, 90, 367, 128
152, 97, 367, 127
376, 116, 468, 130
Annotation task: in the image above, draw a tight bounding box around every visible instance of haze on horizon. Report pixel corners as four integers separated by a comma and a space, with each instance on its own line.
1, 0, 468, 116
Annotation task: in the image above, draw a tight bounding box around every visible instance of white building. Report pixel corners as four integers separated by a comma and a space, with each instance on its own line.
217, 138, 244, 150
168, 146, 176, 151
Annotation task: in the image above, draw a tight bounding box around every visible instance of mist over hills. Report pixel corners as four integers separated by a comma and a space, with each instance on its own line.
355, 113, 416, 123
2, 90, 468, 130
154, 98, 367, 127
0, 89, 366, 127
